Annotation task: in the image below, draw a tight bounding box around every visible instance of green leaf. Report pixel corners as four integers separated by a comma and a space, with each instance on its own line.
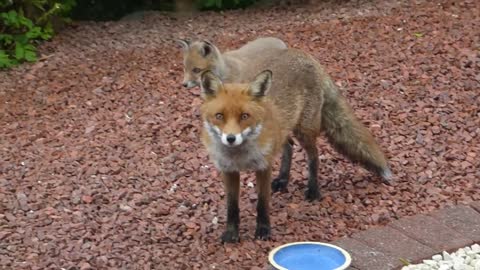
24, 44, 37, 62
0, 12, 7, 21
24, 44, 36, 52
24, 50, 37, 62
31, 0, 47, 11
0, 57, 15, 68
0, 33, 14, 44
18, 15, 34, 29
26, 27, 40, 39
7, 10, 18, 26
399, 258, 411, 266
413, 32, 424, 38
7, 10, 17, 18
14, 34, 29, 44
0, 50, 10, 63
41, 23, 54, 40
15, 42, 25, 60
205, 0, 216, 7
1, 10, 18, 27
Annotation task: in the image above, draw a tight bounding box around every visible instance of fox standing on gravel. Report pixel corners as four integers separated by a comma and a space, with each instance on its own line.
178, 37, 392, 242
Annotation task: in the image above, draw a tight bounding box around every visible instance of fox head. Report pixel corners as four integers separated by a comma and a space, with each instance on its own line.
177, 39, 224, 89
200, 69, 272, 147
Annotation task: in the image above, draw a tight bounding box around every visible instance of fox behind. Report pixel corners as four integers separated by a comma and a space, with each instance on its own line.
177, 37, 287, 88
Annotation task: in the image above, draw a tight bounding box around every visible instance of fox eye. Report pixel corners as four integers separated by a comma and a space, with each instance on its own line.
241, 113, 249, 120
215, 113, 224, 120
192, 67, 202, 73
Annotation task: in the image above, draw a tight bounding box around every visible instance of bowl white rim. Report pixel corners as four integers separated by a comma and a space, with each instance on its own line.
268, 241, 352, 270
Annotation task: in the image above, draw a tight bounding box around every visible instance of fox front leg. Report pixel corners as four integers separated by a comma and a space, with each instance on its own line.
255, 168, 272, 240
271, 137, 294, 193
221, 171, 240, 243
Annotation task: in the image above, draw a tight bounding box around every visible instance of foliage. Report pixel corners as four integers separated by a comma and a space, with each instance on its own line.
0, 0, 75, 69
196, 0, 258, 10
71, 0, 258, 21
70, 0, 147, 21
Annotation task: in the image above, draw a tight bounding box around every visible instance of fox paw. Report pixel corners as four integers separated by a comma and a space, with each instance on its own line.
271, 177, 288, 193
221, 229, 239, 243
304, 188, 321, 202
254, 225, 271, 240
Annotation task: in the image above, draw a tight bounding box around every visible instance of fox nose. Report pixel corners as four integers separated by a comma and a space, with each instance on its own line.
226, 134, 236, 144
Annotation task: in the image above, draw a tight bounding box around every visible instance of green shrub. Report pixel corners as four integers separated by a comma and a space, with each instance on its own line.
0, 0, 75, 69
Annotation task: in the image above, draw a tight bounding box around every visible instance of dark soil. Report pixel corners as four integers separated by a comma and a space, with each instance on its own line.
0, 0, 479, 269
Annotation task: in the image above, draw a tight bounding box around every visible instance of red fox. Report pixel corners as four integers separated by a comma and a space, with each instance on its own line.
199, 67, 392, 242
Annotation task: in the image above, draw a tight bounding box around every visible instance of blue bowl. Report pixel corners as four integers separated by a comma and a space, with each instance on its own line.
268, 242, 352, 270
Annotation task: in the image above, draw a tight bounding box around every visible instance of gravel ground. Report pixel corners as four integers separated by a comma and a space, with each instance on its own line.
402, 243, 480, 270
0, 0, 479, 269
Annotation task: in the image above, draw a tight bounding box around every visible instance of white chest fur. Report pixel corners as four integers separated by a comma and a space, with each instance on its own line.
206, 140, 271, 172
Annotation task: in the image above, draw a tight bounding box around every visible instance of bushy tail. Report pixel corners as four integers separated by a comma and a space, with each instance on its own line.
320, 88, 393, 183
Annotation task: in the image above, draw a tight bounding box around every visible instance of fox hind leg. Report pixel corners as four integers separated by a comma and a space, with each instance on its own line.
271, 137, 294, 193
295, 131, 321, 201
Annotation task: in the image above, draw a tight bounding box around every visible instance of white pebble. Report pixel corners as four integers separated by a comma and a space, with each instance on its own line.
423, 259, 437, 267
439, 265, 450, 270
402, 244, 480, 270
433, 255, 443, 261
453, 261, 465, 270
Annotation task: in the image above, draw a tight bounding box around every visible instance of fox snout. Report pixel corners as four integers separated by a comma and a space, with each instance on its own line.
182, 80, 198, 89
222, 133, 243, 146
204, 121, 251, 147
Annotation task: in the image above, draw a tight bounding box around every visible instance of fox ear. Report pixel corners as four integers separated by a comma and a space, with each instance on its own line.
249, 70, 272, 98
200, 40, 215, 57
176, 39, 190, 51
200, 70, 223, 98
